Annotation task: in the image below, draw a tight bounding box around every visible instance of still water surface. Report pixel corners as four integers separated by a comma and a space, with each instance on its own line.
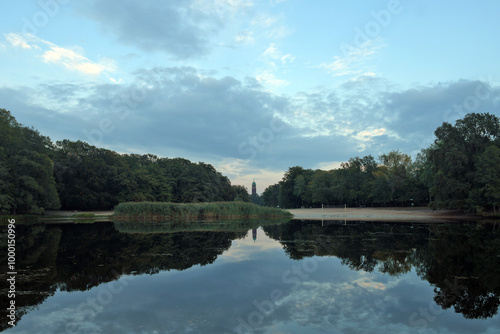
2, 220, 500, 333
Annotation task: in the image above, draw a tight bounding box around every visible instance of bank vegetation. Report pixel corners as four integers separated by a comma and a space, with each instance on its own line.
113, 201, 292, 221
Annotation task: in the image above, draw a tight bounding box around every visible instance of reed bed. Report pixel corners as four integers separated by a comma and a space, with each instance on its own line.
0, 215, 41, 225
113, 218, 291, 233
113, 201, 292, 221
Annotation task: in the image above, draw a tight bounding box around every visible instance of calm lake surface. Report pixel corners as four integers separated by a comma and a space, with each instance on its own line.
2, 219, 500, 333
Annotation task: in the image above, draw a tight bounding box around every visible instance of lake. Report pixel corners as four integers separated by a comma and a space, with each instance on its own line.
1, 219, 500, 333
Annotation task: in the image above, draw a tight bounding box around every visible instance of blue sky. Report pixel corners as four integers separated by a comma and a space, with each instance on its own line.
1, 0, 500, 192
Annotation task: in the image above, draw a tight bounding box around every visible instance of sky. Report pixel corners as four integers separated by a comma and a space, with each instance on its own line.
1, 0, 500, 193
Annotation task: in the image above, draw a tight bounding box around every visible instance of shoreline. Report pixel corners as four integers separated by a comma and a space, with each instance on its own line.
35, 207, 486, 223
287, 207, 480, 222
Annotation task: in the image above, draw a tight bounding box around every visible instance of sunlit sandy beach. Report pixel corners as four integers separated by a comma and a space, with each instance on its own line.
287, 207, 479, 222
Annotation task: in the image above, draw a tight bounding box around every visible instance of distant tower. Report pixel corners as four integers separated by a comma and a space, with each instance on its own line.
252, 180, 256, 196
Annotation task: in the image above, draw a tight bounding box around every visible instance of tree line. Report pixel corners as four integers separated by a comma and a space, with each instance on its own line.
0, 108, 250, 214
262, 112, 500, 212
2, 108, 499, 214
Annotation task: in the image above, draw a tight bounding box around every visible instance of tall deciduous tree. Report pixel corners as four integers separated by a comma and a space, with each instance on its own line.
0, 109, 60, 214
428, 113, 500, 210
376, 150, 412, 205
262, 184, 280, 207
336, 156, 376, 207
279, 166, 309, 208
476, 144, 500, 213
293, 174, 307, 206
231, 185, 250, 202
308, 170, 335, 205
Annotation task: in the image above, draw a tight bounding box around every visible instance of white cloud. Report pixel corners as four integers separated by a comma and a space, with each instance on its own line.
4, 33, 116, 76
354, 127, 387, 142
270, 0, 287, 5
214, 157, 286, 191
109, 77, 123, 84
263, 43, 280, 59
42, 46, 116, 75
215, 157, 251, 178
213, 0, 253, 12
5, 32, 40, 50
315, 161, 343, 171
280, 54, 295, 64
352, 127, 402, 151
263, 43, 295, 65
252, 12, 291, 39
193, 0, 254, 21
235, 31, 255, 44
267, 25, 292, 39
320, 39, 385, 77
256, 71, 289, 87
252, 13, 280, 28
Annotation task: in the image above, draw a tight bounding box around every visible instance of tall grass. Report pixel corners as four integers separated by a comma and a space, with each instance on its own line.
113, 201, 292, 221
0, 215, 41, 225
113, 218, 291, 233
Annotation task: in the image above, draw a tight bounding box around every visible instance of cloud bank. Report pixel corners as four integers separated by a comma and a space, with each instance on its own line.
4, 74, 499, 170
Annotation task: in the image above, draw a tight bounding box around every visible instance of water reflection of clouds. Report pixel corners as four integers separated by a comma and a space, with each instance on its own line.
7, 290, 109, 334
353, 277, 387, 291
269, 275, 394, 331
6, 227, 500, 334
220, 227, 285, 263
247, 266, 500, 334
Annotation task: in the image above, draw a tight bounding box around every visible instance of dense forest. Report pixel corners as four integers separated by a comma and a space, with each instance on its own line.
2, 108, 500, 214
0, 108, 249, 214
262, 112, 500, 212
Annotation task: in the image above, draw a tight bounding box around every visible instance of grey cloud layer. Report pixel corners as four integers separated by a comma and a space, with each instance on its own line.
80, 0, 233, 58
1, 67, 291, 162
2, 70, 499, 173
382, 80, 500, 151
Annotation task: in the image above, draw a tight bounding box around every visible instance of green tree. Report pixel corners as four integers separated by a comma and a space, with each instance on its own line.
0, 109, 17, 212
411, 148, 434, 205
262, 184, 280, 207
232, 185, 250, 202
52, 140, 122, 210
377, 150, 412, 205
250, 193, 261, 205
476, 144, 500, 213
0, 109, 60, 213
278, 166, 311, 208
371, 166, 393, 206
428, 113, 500, 210
308, 170, 336, 205
335, 156, 376, 206
293, 174, 307, 206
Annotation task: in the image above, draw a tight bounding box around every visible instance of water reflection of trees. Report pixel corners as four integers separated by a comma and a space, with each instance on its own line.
0, 224, 61, 331
263, 221, 500, 320
417, 224, 500, 319
2, 220, 499, 330
0, 221, 247, 330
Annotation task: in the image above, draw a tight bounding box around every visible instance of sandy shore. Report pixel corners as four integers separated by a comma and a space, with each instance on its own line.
287, 207, 479, 222
44, 208, 479, 223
